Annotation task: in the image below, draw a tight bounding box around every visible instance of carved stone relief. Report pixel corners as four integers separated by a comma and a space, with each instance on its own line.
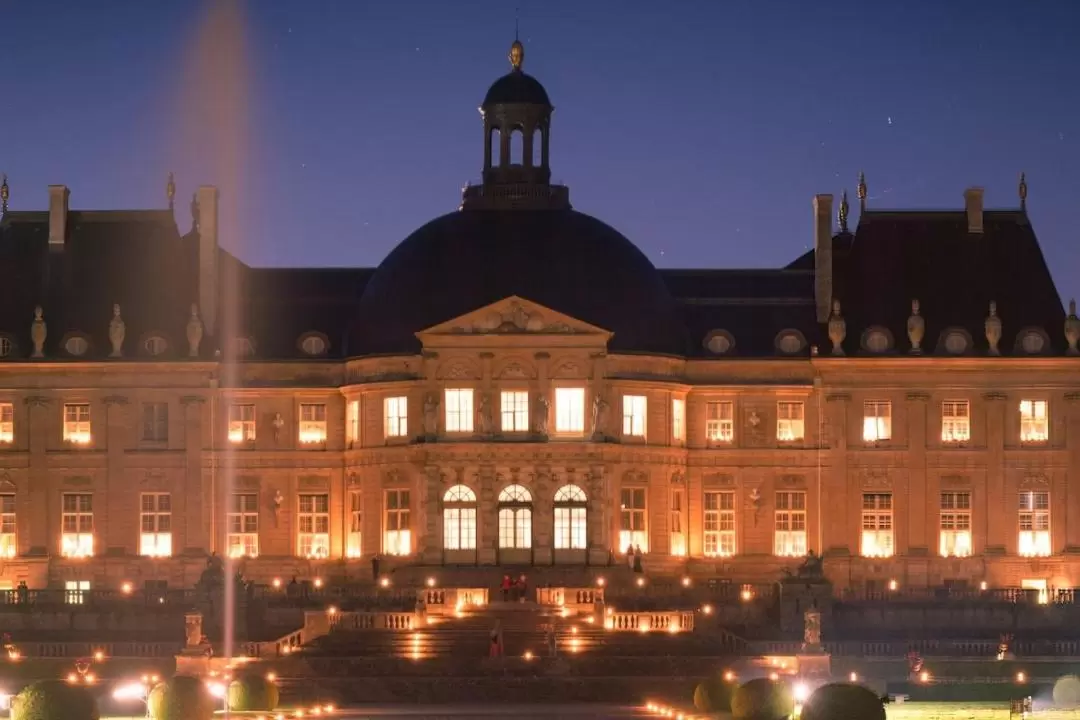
1019, 472, 1049, 489
861, 468, 892, 489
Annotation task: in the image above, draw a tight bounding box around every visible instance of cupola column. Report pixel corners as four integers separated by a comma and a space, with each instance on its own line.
499, 124, 511, 168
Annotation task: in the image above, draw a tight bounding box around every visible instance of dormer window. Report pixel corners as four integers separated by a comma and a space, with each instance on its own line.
298, 332, 328, 357
143, 335, 168, 356
775, 330, 806, 355
1018, 329, 1048, 355
704, 330, 734, 355
0, 335, 14, 358
63, 334, 90, 357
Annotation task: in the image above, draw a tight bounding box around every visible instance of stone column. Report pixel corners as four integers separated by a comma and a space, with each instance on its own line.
906, 393, 929, 555
23, 396, 51, 556
181, 396, 208, 555
983, 393, 1006, 553
1065, 393, 1080, 552
103, 395, 129, 553
824, 393, 850, 555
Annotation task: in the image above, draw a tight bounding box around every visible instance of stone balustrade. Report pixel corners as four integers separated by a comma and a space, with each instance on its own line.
605, 611, 695, 633
753, 637, 1080, 658
7, 641, 181, 659
535, 587, 604, 613
420, 588, 488, 614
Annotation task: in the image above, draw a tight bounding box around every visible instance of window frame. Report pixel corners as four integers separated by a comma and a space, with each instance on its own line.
1019, 399, 1049, 444
346, 490, 363, 558
139, 492, 172, 557
619, 487, 648, 553
939, 491, 972, 558
622, 395, 647, 438
860, 492, 894, 558
773, 490, 807, 557
228, 403, 256, 444
384, 488, 411, 556
500, 390, 530, 433
553, 484, 588, 550
1018, 490, 1051, 558
63, 403, 92, 445
442, 485, 477, 551
383, 396, 407, 439
226, 493, 259, 558
706, 401, 734, 443
297, 493, 330, 558
141, 401, 169, 443
0, 493, 15, 558
669, 487, 685, 556
941, 400, 971, 443
554, 387, 586, 435
704, 490, 736, 557
862, 400, 892, 443
444, 388, 475, 434
776, 401, 805, 442
0, 402, 14, 444
298, 403, 328, 445
61, 492, 94, 558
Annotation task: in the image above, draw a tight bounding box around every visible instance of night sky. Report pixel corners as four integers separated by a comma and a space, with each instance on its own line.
1, 1, 1077, 301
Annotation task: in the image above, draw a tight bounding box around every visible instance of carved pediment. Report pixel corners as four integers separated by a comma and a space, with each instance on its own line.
861, 468, 892, 489
1020, 472, 1049, 489
416, 296, 612, 339
623, 469, 649, 484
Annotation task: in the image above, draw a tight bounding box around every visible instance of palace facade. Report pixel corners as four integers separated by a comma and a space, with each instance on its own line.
0, 40, 1076, 595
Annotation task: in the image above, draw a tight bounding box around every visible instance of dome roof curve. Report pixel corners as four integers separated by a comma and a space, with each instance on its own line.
348, 209, 688, 357
483, 71, 551, 107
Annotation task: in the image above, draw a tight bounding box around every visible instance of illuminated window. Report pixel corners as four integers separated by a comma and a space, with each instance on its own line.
622, 395, 647, 437
672, 399, 685, 443
939, 491, 972, 557
774, 491, 807, 557
443, 485, 477, 551
1019, 491, 1051, 558
941, 400, 970, 443
444, 389, 474, 433
226, 493, 259, 558
346, 490, 363, 558
0, 494, 15, 558
498, 484, 532, 549
384, 489, 411, 556
704, 491, 736, 557
500, 391, 529, 433
139, 493, 172, 557
0, 403, 13, 444
346, 400, 360, 446
1019, 400, 1048, 443
298, 403, 327, 444
141, 402, 168, 442
64, 580, 90, 605
228, 404, 256, 443
63, 403, 91, 445
619, 488, 647, 552
863, 401, 891, 442
860, 493, 894, 558
61, 493, 94, 558
297, 494, 330, 558
776, 402, 805, 442
553, 484, 588, 550
384, 396, 407, 438
669, 488, 685, 556
554, 388, 585, 434
706, 401, 734, 443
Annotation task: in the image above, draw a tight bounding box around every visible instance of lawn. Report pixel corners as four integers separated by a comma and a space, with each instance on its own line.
887, 702, 1080, 719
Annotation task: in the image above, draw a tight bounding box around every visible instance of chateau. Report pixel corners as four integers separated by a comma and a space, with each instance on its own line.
0, 40, 1075, 597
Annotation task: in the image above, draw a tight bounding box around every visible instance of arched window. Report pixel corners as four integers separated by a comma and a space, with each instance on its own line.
553, 484, 588, 550
498, 484, 532, 549
443, 485, 477, 551
509, 128, 523, 165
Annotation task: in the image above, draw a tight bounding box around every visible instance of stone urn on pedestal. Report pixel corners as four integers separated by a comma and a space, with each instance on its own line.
1065, 299, 1080, 355
827, 299, 846, 356
108, 304, 125, 357
985, 301, 1002, 355
907, 299, 924, 353
187, 304, 204, 358
30, 306, 46, 358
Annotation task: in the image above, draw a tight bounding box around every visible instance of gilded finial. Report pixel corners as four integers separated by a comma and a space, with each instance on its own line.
166, 172, 176, 210
509, 38, 524, 71
838, 190, 849, 233
1019, 172, 1027, 210
857, 171, 867, 211
0, 174, 8, 214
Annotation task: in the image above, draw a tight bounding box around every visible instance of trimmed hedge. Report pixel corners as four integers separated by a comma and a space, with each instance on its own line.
801, 683, 884, 720
10, 679, 99, 720
731, 677, 793, 720
694, 674, 734, 713
226, 674, 280, 712
147, 675, 215, 720
1054, 675, 1080, 708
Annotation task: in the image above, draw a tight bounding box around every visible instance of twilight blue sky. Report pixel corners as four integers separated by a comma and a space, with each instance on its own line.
1, 1, 1077, 299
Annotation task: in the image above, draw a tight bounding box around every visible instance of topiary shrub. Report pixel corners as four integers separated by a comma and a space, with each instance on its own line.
1055, 675, 1080, 708
694, 674, 734, 713
226, 674, 280, 712
147, 675, 215, 720
801, 683, 885, 720
731, 677, 793, 720
10, 679, 99, 720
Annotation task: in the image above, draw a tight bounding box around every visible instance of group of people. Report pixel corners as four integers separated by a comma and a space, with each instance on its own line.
499, 573, 529, 602
626, 544, 644, 573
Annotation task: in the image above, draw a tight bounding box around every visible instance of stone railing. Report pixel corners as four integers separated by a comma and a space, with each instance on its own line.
10, 641, 181, 659
536, 587, 604, 613
420, 588, 488, 614
606, 611, 695, 633
752, 637, 1080, 658
331, 611, 418, 631
0, 588, 195, 608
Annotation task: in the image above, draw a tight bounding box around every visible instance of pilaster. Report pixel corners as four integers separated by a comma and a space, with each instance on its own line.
422, 465, 443, 564
23, 396, 51, 555
906, 392, 929, 554
531, 466, 553, 564
983, 392, 1007, 553
103, 395, 129, 553
477, 464, 497, 565
823, 392, 850, 555
181, 396, 208, 555
1065, 393, 1080, 551
587, 465, 609, 564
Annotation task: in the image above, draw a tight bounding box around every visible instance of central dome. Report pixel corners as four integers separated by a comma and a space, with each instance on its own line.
348, 209, 688, 357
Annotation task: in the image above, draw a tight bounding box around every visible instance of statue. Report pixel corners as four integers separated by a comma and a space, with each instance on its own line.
784, 549, 825, 581
273, 489, 284, 527
423, 393, 439, 437
184, 612, 203, 649
30, 306, 46, 358
803, 609, 821, 648
108, 304, 125, 357
827, 299, 846, 356
186, 304, 204, 357
534, 394, 550, 437
476, 392, 493, 435
591, 393, 609, 439
907, 299, 925, 353
985, 301, 1002, 355
197, 552, 225, 594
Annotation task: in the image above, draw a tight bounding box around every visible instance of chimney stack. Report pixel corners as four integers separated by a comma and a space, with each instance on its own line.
48, 185, 70, 249
196, 185, 219, 336
964, 187, 984, 234
813, 194, 834, 323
